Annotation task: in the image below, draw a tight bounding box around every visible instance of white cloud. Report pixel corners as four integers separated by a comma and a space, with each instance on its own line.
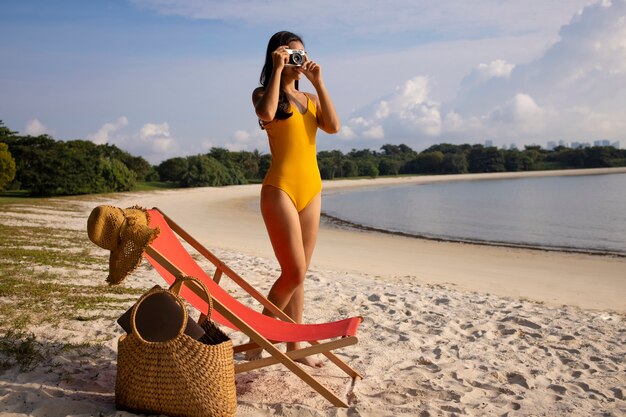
231, 130, 252, 144
461, 59, 515, 90
140, 122, 169, 140
340, 0, 626, 150
349, 117, 370, 128
340, 76, 442, 145
375, 102, 390, 119
137, 122, 175, 155
87, 118, 182, 163
88, 117, 128, 145
224, 128, 268, 152
478, 60, 515, 79
152, 137, 174, 153
489, 93, 546, 124
338, 125, 355, 140
24, 119, 50, 136
363, 125, 385, 139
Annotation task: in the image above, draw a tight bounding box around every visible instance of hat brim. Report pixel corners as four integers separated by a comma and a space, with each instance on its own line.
106, 213, 160, 285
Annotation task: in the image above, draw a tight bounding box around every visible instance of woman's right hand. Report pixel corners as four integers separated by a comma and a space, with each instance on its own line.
272, 45, 289, 71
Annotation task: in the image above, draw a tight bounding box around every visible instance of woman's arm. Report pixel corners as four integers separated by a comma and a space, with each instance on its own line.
301, 61, 340, 134
253, 46, 289, 122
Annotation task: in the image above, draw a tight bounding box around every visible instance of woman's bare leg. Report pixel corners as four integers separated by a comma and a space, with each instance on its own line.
283, 193, 320, 322
245, 185, 308, 359
260, 186, 310, 311
285, 192, 322, 367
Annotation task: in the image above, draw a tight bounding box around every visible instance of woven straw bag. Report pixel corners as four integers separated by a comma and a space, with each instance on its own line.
115, 276, 237, 417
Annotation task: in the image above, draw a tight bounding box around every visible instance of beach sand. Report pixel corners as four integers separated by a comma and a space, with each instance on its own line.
0, 168, 624, 416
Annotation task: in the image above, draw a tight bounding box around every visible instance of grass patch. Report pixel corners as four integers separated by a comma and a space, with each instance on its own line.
0, 267, 143, 328
0, 329, 44, 372
0, 329, 110, 372
0, 223, 102, 268
0, 190, 32, 198
0, 195, 44, 206
0, 200, 146, 330
133, 181, 180, 191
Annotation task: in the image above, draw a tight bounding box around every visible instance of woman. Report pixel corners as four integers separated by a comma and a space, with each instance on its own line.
250, 31, 340, 367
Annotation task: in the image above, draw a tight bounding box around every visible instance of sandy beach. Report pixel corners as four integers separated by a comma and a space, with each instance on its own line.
0, 168, 625, 416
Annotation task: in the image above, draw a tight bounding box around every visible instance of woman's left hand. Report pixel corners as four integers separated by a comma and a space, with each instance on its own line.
300, 60, 322, 85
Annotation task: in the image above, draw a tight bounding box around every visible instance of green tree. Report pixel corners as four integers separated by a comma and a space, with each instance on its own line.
440, 153, 469, 174
468, 146, 505, 173
418, 151, 444, 173
258, 154, 272, 179
3, 135, 57, 193
347, 148, 379, 177
318, 157, 336, 180
423, 143, 471, 155
181, 155, 231, 187
157, 157, 189, 183
341, 159, 359, 177
521, 145, 545, 170
0, 142, 16, 190
124, 155, 157, 181
347, 148, 375, 159
380, 144, 403, 156
504, 149, 528, 171
356, 159, 379, 177
583, 146, 614, 168
230, 150, 263, 180
378, 158, 401, 175
98, 157, 137, 192
318, 150, 345, 178
380, 143, 417, 160
207, 148, 247, 185
3, 135, 136, 196
0, 120, 17, 140
95, 143, 155, 180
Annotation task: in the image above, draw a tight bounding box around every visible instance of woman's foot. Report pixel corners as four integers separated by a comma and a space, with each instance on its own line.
288, 342, 325, 368
295, 356, 324, 368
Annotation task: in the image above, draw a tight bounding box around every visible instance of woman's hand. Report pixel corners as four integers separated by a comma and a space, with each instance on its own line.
271, 46, 290, 72
299, 60, 322, 85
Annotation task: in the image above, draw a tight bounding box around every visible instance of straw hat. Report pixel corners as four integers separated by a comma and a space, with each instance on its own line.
87, 205, 160, 285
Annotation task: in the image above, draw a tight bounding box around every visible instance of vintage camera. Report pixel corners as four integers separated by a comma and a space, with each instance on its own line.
286, 49, 306, 66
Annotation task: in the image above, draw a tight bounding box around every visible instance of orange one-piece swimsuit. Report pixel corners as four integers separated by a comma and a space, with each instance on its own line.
262, 95, 321, 212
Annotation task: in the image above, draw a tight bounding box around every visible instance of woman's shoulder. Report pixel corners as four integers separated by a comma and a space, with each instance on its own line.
252, 87, 265, 101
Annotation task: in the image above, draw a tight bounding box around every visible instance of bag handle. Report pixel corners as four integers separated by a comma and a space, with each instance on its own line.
130, 286, 188, 343
168, 276, 213, 320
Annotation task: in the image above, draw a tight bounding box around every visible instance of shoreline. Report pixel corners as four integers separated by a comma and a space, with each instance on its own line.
320, 212, 626, 258
318, 166, 626, 258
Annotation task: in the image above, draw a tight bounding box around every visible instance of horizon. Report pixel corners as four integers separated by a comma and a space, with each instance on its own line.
2, 0, 625, 163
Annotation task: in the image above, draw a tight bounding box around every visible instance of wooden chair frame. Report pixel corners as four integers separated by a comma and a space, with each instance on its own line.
144, 208, 362, 407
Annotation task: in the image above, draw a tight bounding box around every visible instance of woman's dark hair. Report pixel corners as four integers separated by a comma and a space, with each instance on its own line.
259, 31, 304, 123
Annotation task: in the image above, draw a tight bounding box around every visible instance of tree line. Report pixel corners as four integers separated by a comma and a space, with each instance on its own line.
1, 121, 625, 196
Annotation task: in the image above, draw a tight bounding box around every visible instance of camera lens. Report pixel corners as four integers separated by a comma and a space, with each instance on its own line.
292, 52, 304, 66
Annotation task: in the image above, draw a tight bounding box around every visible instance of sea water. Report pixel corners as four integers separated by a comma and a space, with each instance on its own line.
322, 173, 626, 255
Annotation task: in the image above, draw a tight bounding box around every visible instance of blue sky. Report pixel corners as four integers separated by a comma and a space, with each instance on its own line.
2, 0, 625, 163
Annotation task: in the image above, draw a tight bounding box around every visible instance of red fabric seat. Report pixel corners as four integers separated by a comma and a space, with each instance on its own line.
146, 209, 361, 343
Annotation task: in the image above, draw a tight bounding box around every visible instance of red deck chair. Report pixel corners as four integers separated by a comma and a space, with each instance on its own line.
143, 208, 362, 407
